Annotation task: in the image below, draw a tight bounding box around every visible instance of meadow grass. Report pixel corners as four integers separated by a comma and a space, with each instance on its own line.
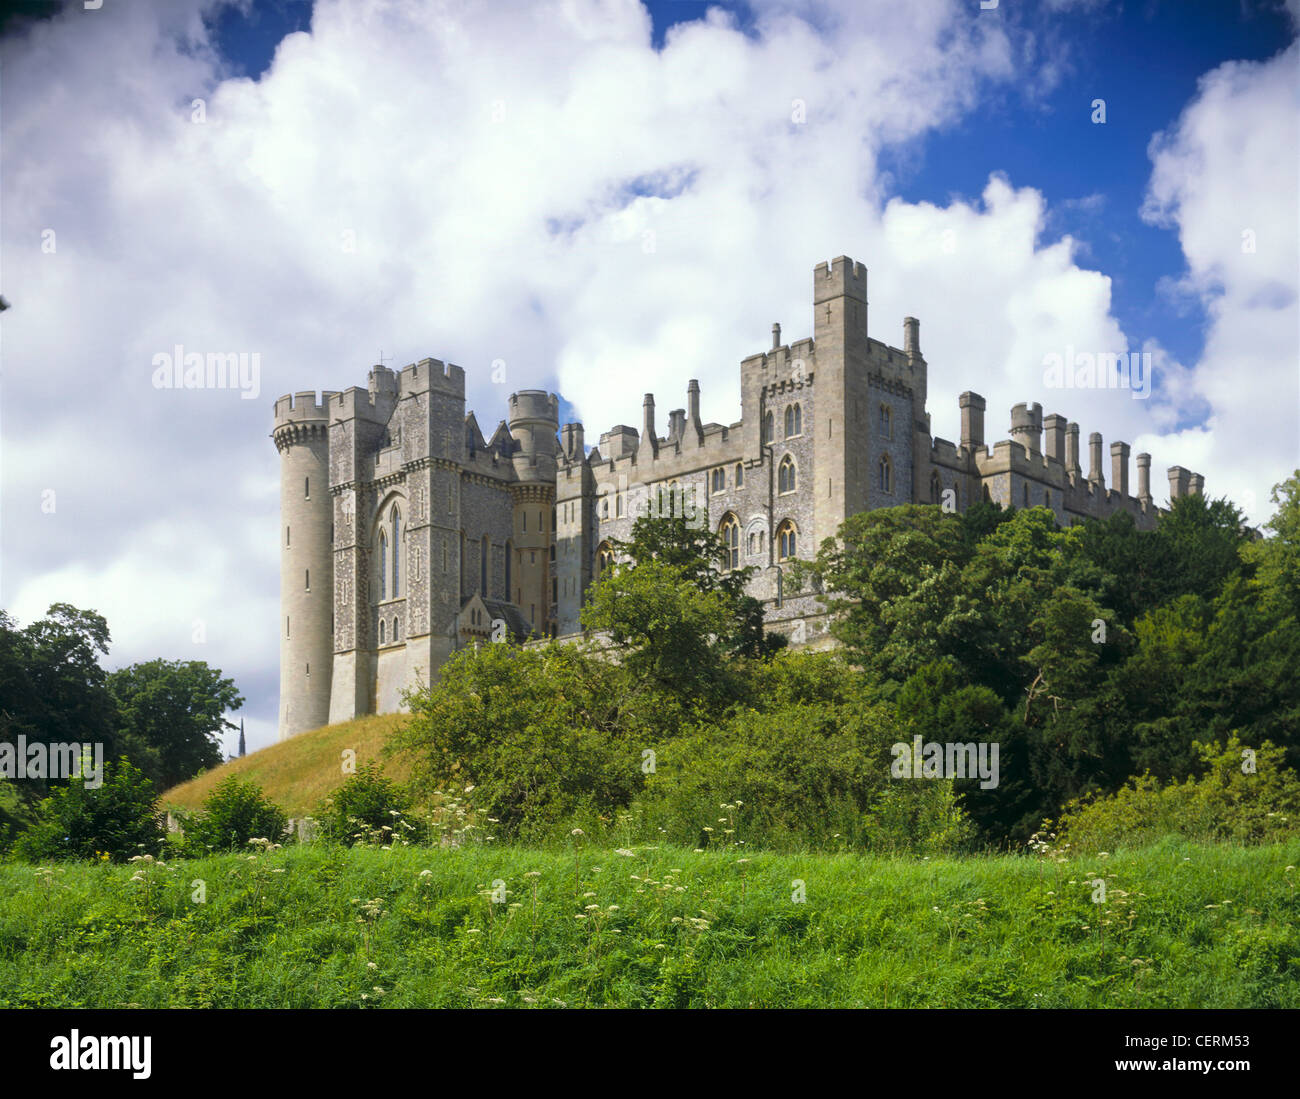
1, 837, 1296, 1008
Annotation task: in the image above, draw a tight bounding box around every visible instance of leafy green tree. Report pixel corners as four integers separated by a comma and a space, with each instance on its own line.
178, 776, 287, 853
108, 659, 243, 790
15, 758, 163, 862
393, 642, 642, 838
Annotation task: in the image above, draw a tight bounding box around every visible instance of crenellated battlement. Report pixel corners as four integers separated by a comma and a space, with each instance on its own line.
273, 390, 339, 424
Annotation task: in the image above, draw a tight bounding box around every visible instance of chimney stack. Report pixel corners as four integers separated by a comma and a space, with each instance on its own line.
1044, 413, 1067, 464
772, 323, 781, 350
1110, 441, 1130, 497
903, 316, 921, 363
959, 391, 986, 452
1136, 452, 1152, 504
1088, 432, 1105, 488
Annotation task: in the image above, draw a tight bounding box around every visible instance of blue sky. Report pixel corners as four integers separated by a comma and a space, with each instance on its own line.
3, 0, 1296, 753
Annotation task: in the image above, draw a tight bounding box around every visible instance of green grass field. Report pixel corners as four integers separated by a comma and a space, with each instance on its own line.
2, 839, 1296, 1008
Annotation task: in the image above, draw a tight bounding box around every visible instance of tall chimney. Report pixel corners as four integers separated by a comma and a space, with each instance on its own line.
959, 392, 986, 452
1190, 472, 1205, 496
1168, 466, 1191, 501
1110, 441, 1130, 497
639, 393, 658, 461
903, 316, 921, 363
1136, 452, 1152, 504
1088, 432, 1105, 487
1044, 414, 1066, 464
772, 323, 781, 350
1066, 422, 1081, 478
686, 379, 703, 447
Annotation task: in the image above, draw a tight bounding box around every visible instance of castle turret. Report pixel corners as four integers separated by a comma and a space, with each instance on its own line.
273, 391, 336, 739
1010, 402, 1043, 456
508, 390, 559, 482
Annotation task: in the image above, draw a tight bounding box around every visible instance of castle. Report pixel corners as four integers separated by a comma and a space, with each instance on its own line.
273, 255, 1205, 739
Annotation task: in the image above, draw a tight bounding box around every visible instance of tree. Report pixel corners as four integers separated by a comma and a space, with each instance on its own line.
15, 758, 164, 862
108, 659, 243, 790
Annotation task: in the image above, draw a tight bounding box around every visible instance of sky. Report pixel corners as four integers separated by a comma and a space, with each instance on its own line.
1, 0, 1297, 755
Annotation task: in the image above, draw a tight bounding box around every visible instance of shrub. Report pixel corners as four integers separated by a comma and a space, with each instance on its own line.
176, 776, 288, 853
14, 758, 164, 862
318, 763, 424, 846
1058, 736, 1300, 850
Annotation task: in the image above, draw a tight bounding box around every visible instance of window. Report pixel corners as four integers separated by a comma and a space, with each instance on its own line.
481, 535, 489, 594
763, 411, 774, 444
616, 493, 623, 517
778, 454, 796, 494
983, 484, 991, 503
880, 404, 893, 440
712, 468, 725, 494
601, 497, 609, 519
286, 525, 291, 547
719, 514, 740, 571
747, 531, 757, 556
305, 569, 310, 591
1023, 483, 1030, 507
505, 540, 512, 597
930, 472, 942, 504
776, 520, 797, 561
1045, 488, 1051, 508
597, 542, 614, 576
391, 506, 401, 596
735, 463, 744, 488
286, 616, 290, 638
785, 403, 802, 437
393, 617, 401, 642
304, 476, 310, 499
379, 531, 388, 600
878, 454, 892, 494
524, 511, 528, 531
539, 510, 544, 531
775, 568, 784, 609
379, 619, 386, 644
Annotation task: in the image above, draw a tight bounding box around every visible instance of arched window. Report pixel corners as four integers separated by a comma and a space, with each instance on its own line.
378, 619, 386, 644
983, 484, 991, 503
393, 617, 401, 642
505, 540, 512, 598
481, 535, 489, 594
775, 568, 784, 609
305, 569, 310, 591
596, 542, 615, 576
712, 468, 725, 494
778, 454, 796, 494
880, 404, 892, 440
763, 411, 774, 444
1044, 488, 1051, 508
930, 472, 942, 504
747, 531, 757, 556
878, 454, 892, 494
735, 463, 744, 488
601, 496, 609, 519
378, 531, 388, 600
776, 520, 797, 562
785, 404, 802, 438
719, 514, 740, 571
391, 506, 401, 596
1023, 482, 1030, 507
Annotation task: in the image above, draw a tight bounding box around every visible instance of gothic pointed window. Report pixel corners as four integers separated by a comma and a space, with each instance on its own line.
505, 540, 513, 598
379, 619, 386, 644
930, 472, 942, 504
596, 541, 614, 576
391, 506, 401, 596
878, 454, 892, 495
778, 454, 796, 495
378, 530, 388, 601
719, 514, 740, 571
735, 463, 744, 488
776, 519, 797, 562
785, 403, 802, 438
481, 535, 489, 595
763, 411, 774, 444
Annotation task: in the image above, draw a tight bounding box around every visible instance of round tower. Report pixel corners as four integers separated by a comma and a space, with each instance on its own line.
508, 389, 560, 482
273, 391, 336, 739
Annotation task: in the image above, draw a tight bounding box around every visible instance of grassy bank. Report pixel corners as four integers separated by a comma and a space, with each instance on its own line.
1, 839, 1296, 1008
161, 714, 411, 817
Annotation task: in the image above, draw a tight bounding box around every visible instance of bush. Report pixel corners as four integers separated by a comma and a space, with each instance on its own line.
1058, 736, 1300, 850
318, 763, 424, 846
14, 758, 164, 862
175, 776, 288, 854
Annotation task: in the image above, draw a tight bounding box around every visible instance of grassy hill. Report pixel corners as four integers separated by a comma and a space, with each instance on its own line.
1, 839, 1296, 1007
162, 713, 413, 817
